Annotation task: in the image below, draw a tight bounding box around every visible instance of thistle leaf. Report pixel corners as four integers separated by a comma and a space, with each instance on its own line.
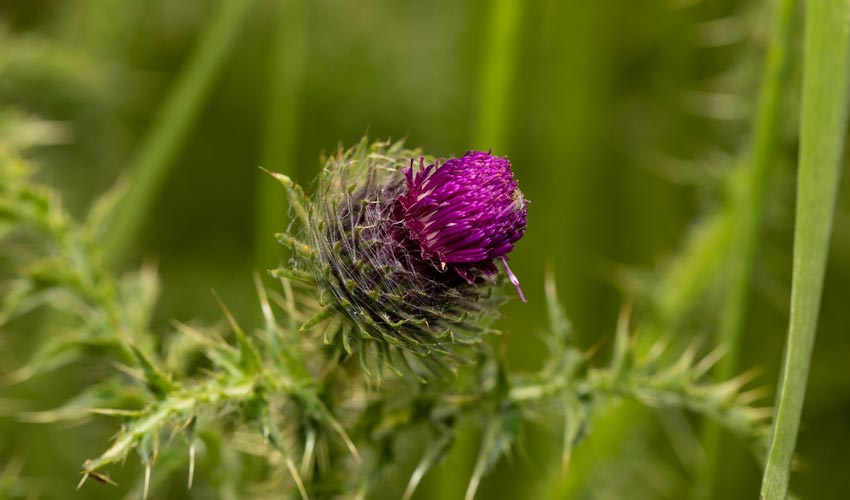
261, 168, 309, 225
465, 405, 521, 500
213, 291, 262, 374
129, 344, 179, 398
402, 430, 454, 500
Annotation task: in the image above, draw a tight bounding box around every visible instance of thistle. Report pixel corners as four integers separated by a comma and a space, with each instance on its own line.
397, 150, 528, 300
2, 139, 773, 500
273, 139, 528, 371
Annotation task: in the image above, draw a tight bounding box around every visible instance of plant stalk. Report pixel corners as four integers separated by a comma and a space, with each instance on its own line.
103, 0, 253, 266
760, 1, 850, 498
472, 0, 524, 150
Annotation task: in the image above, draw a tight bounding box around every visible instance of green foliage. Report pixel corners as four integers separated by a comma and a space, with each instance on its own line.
272, 139, 507, 377
101, 0, 254, 265
2, 0, 849, 498
0, 146, 770, 498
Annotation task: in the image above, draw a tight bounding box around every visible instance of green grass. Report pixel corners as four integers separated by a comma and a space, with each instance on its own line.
3, 0, 850, 498
102, 0, 253, 266
760, 1, 850, 498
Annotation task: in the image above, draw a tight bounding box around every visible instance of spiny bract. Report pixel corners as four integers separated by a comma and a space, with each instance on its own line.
272, 138, 527, 375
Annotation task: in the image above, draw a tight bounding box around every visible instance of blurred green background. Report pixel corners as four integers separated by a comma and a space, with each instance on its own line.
1, 0, 849, 498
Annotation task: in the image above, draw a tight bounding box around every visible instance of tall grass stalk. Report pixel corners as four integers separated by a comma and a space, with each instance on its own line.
255, 0, 307, 269
472, 0, 523, 150
760, 1, 850, 498
102, 0, 253, 266
699, 0, 799, 496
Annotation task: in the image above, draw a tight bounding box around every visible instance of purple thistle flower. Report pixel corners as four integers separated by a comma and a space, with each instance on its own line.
278, 139, 528, 371
396, 151, 528, 302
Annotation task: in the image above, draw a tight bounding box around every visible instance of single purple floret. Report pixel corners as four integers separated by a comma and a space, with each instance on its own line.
396, 150, 528, 302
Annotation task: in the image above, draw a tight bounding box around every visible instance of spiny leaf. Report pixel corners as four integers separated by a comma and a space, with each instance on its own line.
4, 333, 123, 384
261, 168, 309, 225
560, 392, 587, 475
77, 470, 117, 489
268, 266, 314, 284
118, 266, 160, 338
172, 321, 244, 377
299, 307, 335, 332
213, 291, 262, 374
0, 279, 38, 326
402, 430, 454, 500
129, 344, 179, 398
298, 395, 360, 462
259, 404, 309, 500
275, 232, 315, 259
125, 439, 194, 500
15, 378, 147, 424
85, 177, 130, 242
465, 404, 521, 500
609, 302, 633, 377
544, 273, 572, 347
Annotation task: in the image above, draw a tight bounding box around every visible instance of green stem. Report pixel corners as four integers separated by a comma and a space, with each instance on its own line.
255, 0, 307, 269
760, 1, 850, 498
716, 0, 798, 400
699, 0, 799, 496
103, 0, 254, 266
83, 379, 258, 473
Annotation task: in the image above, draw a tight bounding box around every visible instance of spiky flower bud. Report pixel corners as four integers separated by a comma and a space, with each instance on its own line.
274, 139, 528, 372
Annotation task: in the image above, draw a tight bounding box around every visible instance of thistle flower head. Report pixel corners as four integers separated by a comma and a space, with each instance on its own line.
275, 139, 528, 374
396, 151, 528, 300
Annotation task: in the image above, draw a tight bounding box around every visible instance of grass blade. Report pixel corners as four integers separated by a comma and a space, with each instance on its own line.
472, 0, 524, 150
715, 0, 798, 378
103, 0, 254, 265
255, 0, 307, 268
760, 2, 850, 498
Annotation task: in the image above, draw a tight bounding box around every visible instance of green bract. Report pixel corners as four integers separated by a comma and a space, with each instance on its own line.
270, 139, 507, 376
